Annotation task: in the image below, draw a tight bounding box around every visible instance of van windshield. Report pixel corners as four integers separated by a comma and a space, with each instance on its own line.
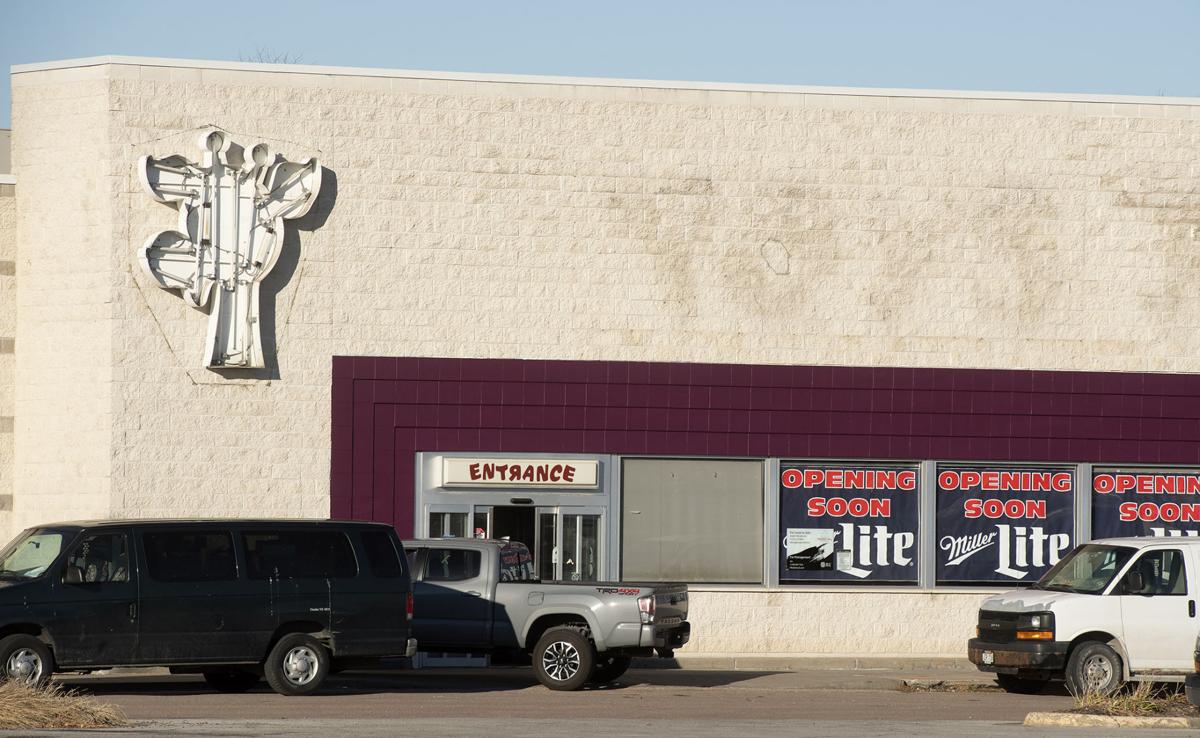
1035, 544, 1135, 595
0, 529, 72, 580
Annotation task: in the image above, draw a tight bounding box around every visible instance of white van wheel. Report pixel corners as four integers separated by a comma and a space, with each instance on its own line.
1066, 641, 1123, 696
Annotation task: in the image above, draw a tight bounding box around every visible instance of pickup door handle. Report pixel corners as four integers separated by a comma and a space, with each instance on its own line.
1189, 600, 1196, 618
463, 591, 482, 597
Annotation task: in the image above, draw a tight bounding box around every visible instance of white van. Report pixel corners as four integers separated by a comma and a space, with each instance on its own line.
968, 537, 1199, 694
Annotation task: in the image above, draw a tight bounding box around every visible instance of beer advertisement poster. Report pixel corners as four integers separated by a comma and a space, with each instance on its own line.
1092, 467, 1200, 538
936, 464, 1074, 584
778, 462, 920, 583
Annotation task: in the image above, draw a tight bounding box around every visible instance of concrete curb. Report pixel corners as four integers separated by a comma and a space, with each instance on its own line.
633, 656, 977, 671
1025, 712, 1200, 729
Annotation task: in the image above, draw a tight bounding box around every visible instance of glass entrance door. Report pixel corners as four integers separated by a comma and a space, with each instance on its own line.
534, 507, 604, 582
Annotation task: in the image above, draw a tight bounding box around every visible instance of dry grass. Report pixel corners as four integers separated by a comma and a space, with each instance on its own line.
0, 680, 128, 730
1072, 681, 1196, 718
898, 680, 999, 692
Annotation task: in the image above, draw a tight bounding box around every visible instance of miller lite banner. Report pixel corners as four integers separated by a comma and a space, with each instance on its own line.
778, 462, 920, 583
1092, 467, 1200, 539
936, 465, 1074, 584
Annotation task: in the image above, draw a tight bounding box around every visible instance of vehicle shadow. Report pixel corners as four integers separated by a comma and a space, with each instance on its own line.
57, 666, 782, 696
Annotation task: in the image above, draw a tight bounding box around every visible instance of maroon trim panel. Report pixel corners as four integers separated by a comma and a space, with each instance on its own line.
331, 356, 1200, 536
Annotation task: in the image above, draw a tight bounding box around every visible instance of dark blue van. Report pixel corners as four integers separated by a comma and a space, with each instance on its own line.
0, 519, 415, 695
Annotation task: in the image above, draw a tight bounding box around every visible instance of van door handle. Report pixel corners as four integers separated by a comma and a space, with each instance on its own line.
1189, 600, 1195, 618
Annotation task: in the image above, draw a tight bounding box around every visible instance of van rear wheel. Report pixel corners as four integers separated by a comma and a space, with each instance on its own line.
203, 668, 261, 693
0, 634, 54, 687
264, 634, 330, 696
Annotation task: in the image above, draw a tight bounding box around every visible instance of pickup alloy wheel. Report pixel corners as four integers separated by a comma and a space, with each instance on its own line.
0, 634, 54, 687
533, 626, 596, 691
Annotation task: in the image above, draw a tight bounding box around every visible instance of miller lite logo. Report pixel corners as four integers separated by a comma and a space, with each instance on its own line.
936, 467, 1075, 583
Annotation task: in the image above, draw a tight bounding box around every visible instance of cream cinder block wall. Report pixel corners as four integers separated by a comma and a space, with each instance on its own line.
0, 181, 15, 538
10, 69, 115, 544
9, 58, 1200, 653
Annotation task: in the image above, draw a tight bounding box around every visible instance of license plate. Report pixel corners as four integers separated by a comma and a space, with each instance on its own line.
982, 650, 995, 665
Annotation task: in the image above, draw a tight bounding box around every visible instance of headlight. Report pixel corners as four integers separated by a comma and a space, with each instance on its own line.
1015, 612, 1055, 640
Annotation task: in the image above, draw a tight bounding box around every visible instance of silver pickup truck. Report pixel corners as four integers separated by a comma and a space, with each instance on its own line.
403, 538, 690, 690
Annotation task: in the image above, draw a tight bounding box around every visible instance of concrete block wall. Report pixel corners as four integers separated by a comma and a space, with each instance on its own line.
8, 58, 1200, 651
687, 589, 987, 656
10, 69, 115, 541
0, 180, 14, 538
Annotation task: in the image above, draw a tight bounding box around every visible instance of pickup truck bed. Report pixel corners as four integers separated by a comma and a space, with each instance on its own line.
404, 538, 691, 690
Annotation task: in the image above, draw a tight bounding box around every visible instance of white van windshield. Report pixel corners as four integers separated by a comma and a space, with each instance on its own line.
1035, 543, 1135, 594
0, 529, 71, 580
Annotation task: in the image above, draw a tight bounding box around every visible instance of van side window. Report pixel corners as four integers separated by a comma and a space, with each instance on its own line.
63, 533, 129, 584
424, 548, 481, 582
243, 531, 358, 579
1120, 549, 1187, 596
360, 530, 404, 578
143, 531, 236, 582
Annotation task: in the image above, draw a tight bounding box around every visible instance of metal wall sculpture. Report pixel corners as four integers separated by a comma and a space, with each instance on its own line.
138, 130, 322, 369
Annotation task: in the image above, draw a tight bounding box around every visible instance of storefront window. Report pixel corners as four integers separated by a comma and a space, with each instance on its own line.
935, 464, 1074, 585
778, 462, 920, 584
621, 458, 763, 583
1092, 468, 1200, 539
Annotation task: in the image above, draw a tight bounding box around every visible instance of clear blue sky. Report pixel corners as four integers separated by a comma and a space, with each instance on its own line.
2, 0, 1198, 129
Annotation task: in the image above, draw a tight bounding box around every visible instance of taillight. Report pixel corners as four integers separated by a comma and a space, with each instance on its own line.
637, 594, 655, 624
406, 591, 413, 620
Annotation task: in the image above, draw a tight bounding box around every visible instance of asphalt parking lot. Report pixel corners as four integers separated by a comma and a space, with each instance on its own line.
25, 667, 1190, 737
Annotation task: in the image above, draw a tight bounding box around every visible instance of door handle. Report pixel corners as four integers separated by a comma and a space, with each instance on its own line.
1189, 600, 1196, 618
128, 602, 138, 620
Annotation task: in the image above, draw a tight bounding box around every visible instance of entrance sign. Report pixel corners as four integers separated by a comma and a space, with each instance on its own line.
442, 458, 599, 488
936, 465, 1074, 583
138, 130, 322, 369
1092, 468, 1200, 538
778, 462, 920, 582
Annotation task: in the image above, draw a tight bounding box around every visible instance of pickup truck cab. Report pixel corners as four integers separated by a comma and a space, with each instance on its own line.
404, 538, 690, 690
969, 537, 1200, 694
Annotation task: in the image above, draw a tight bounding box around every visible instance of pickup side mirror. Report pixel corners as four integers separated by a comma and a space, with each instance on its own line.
62, 565, 83, 584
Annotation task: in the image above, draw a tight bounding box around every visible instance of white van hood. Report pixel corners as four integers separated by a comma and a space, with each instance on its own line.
980, 589, 1088, 612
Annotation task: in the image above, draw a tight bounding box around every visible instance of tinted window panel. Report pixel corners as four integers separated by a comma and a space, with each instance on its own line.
424, 548, 481, 582
144, 531, 236, 582
360, 530, 404, 578
243, 531, 358, 579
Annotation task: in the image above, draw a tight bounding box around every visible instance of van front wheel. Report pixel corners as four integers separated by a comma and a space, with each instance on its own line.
264, 634, 330, 696
1066, 641, 1123, 696
0, 634, 54, 687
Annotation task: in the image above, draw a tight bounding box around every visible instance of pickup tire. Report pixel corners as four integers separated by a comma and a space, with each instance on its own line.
264, 634, 330, 696
591, 654, 632, 684
533, 626, 595, 691
1065, 641, 1123, 696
